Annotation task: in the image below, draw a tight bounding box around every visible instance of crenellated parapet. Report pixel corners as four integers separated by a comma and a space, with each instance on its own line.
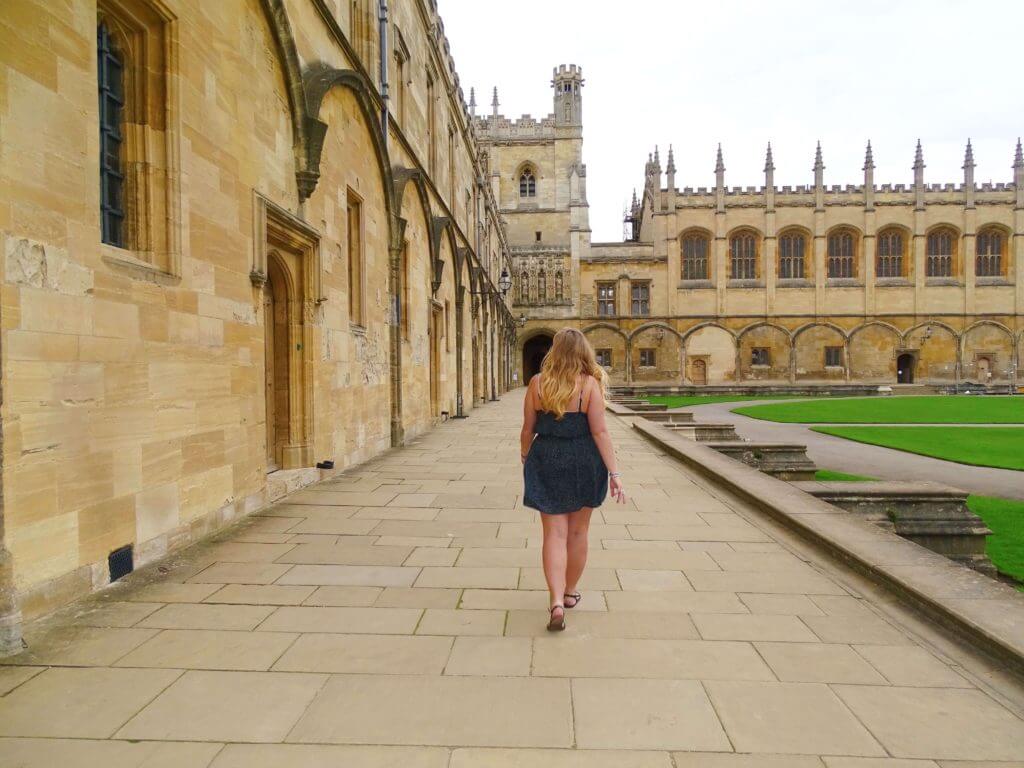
642, 139, 1021, 214
472, 113, 561, 141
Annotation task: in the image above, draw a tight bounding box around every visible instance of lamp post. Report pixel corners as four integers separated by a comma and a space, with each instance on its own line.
498, 267, 512, 296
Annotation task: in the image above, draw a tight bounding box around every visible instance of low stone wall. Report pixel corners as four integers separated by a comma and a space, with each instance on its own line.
792, 481, 995, 577
705, 441, 818, 481
664, 422, 741, 441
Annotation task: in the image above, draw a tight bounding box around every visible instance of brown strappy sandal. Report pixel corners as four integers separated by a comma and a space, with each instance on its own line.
564, 592, 582, 609
547, 604, 566, 632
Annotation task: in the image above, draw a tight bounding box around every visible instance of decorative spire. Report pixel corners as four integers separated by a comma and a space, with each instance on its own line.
913, 139, 925, 171
654, 145, 661, 171
715, 143, 725, 174
1015, 137, 1023, 169
813, 140, 824, 172
963, 138, 975, 169
491, 87, 499, 118
863, 140, 874, 170
666, 144, 676, 174
468, 87, 476, 117
631, 188, 640, 214
764, 142, 775, 172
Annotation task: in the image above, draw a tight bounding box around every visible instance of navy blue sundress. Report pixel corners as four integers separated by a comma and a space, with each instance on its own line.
523, 387, 609, 514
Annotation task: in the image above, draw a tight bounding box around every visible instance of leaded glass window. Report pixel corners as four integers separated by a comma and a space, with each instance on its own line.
519, 169, 536, 198
681, 233, 709, 280
730, 232, 757, 280
877, 230, 904, 278
926, 229, 954, 277
828, 230, 855, 278
98, 23, 125, 248
976, 228, 1003, 277
630, 281, 650, 316
778, 233, 805, 279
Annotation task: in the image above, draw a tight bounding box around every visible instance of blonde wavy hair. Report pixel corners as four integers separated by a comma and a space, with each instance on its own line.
537, 328, 607, 419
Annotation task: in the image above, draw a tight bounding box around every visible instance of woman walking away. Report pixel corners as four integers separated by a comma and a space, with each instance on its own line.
521, 328, 626, 632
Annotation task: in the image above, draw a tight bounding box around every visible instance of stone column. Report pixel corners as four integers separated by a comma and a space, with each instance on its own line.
454, 285, 466, 417
0, 336, 23, 657
388, 228, 406, 447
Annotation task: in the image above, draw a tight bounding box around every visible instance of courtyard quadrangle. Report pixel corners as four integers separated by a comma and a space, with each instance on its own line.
1, 397, 1022, 767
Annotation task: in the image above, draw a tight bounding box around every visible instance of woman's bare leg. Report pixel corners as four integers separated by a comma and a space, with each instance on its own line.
565, 506, 593, 597
540, 512, 569, 616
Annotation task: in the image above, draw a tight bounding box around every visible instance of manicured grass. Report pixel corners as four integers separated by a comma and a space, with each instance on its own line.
811, 426, 1024, 471
814, 469, 875, 482
645, 394, 810, 409
967, 496, 1024, 584
734, 395, 1024, 424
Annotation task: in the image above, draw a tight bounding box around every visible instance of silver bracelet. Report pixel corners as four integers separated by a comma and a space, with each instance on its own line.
609, 472, 622, 478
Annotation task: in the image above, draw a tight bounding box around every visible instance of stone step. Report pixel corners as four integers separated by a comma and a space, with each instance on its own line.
663, 422, 740, 441
704, 441, 817, 481
636, 411, 695, 424
791, 480, 996, 576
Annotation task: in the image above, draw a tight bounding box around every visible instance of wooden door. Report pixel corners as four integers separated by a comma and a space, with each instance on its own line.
692, 359, 707, 385
977, 356, 991, 383
263, 286, 277, 471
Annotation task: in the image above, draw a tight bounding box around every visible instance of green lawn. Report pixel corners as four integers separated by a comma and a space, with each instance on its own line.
967, 496, 1024, 584
816, 469, 1024, 584
645, 394, 810, 409
811, 426, 1024, 471
734, 396, 1024, 424
814, 469, 875, 482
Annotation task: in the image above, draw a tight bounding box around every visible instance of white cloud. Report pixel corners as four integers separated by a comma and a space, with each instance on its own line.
441, 0, 1023, 240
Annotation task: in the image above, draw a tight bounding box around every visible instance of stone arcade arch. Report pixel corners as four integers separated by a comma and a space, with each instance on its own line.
848, 322, 901, 383
683, 324, 736, 384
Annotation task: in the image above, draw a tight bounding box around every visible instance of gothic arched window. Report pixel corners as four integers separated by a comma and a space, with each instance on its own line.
976, 227, 1005, 277
681, 232, 709, 280
827, 229, 857, 279
537, 269, 547, 302
554, 271, 564, 301
778, 231, 806, 279
926, 227, 956, 278
877, 229, 905, 278
519, 168, 536, 198
729, 230, 758, 280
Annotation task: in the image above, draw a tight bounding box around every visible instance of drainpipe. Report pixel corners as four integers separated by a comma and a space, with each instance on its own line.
378, 0, 389, 147
0, 334, 23, 656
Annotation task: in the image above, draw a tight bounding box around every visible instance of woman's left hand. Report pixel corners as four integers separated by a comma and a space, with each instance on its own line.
610, 474, 626, 504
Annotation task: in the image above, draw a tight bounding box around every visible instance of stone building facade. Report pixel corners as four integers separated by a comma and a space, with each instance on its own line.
0, 0, 518, 645
500, 73, 1023, 390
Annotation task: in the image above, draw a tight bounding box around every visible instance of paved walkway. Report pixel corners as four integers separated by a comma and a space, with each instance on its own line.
1, 395, 1023, 766
690, 401, 1024, 500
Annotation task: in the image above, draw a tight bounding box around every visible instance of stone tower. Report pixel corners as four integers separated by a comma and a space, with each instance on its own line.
553, 63, 583, 126
473, 64, 591, 330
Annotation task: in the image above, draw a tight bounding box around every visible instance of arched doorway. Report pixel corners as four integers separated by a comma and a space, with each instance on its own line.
264, 259, 288, 472
522, 334, 553, 382
896, 353, 915, 384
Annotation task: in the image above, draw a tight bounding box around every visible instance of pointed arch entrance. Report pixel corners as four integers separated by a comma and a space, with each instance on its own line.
522, 333, 554, 381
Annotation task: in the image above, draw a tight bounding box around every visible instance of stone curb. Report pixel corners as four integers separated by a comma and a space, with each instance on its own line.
627, 415, 1024, 679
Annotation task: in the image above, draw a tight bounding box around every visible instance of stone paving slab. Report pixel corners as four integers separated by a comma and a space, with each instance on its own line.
1, 395, 1022, 766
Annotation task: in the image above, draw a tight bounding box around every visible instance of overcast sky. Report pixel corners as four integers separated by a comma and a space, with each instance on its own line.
441, 0, 1023, 241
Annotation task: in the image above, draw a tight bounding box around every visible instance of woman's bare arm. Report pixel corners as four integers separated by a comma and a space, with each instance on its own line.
584, 377, 618, 475
520, 375, 539, 461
